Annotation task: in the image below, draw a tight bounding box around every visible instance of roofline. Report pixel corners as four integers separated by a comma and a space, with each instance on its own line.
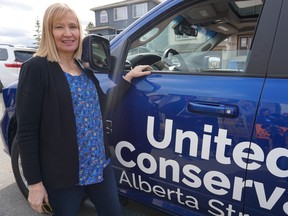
89, 26, 116, 31
90, 0, 162, 11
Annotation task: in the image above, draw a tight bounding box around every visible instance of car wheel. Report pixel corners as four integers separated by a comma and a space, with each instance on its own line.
11, 141, 29, 199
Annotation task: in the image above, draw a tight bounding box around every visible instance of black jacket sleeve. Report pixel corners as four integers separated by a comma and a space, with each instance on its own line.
15, 58, 45, 185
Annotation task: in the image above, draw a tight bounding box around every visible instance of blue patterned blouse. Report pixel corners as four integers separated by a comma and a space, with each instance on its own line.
64, 71, 110, 185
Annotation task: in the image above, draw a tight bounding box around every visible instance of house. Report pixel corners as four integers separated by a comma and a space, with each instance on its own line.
88, 0, 161, 40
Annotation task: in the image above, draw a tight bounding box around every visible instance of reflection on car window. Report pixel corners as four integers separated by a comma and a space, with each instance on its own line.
127, 0, 263, 74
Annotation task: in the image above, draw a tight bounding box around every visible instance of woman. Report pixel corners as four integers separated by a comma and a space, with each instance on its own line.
15, 3, 151, 216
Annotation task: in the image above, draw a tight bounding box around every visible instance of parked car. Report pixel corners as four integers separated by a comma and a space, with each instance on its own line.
0, 44, 36, 90
2, 0, 288, 215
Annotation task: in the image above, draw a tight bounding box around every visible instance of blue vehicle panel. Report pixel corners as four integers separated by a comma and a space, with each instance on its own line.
244, 79, 288, 216
0, 84, 17, 154
97, 73, 265, 215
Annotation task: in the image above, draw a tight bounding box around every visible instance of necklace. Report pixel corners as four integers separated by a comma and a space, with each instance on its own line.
59, 62, 80, 76
66, 71, 79, 76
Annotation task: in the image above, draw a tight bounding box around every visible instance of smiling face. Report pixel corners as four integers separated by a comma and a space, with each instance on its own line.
52, 11, 80, 57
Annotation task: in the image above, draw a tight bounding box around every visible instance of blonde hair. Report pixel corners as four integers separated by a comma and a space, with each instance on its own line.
35, 3, 83, 62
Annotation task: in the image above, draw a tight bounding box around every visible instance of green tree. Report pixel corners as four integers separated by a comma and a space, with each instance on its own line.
85, 22, 94, 36
33, 17, 41, 48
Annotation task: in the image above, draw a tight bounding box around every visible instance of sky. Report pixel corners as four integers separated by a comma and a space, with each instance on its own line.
0, 0, 130, 47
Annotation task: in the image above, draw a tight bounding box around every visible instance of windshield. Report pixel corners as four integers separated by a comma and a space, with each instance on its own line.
128, 17, 217, 59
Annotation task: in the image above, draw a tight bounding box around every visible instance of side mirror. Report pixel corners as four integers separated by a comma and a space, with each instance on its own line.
82, 34, 111, 72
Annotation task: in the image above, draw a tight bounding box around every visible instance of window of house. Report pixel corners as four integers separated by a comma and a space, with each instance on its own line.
133, 3, 148, 18
100, 10, 108, 23
238, 35, 253, 56
114, 6, 128, 21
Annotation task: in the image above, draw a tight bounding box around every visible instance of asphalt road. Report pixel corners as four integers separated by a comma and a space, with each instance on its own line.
0, 94, 171, 216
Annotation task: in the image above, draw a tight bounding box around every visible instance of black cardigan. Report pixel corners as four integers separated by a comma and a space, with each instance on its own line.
15, 56, 131, 189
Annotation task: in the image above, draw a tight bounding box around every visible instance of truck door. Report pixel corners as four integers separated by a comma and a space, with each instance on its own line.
245, 1, 288, 215
96, 0, 282, 215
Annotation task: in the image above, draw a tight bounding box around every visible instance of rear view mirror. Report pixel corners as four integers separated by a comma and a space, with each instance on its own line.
179, 24, 198, 37
82, 34, 111, 72
173, 17, 198, 37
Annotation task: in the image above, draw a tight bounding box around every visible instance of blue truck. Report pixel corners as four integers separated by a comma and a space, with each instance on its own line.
1, 0, 288, 215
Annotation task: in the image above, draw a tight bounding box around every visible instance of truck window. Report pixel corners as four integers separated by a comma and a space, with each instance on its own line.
126, 0, 262, 74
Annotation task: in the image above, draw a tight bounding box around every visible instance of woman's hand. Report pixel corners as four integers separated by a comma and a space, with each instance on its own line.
28, 182, 49, 213
124, 65, 152, 82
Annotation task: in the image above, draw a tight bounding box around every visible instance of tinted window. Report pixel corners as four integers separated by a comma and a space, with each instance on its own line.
0, 48, 8, 61
14, 51, 34, 62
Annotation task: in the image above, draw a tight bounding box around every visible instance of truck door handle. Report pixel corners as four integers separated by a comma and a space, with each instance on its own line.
187, 102, 239, 118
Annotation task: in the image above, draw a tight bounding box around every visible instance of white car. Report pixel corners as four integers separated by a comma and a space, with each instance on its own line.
0, 44, 36, 90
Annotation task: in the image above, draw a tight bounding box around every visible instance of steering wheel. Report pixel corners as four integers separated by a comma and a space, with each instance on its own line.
162, 48, 188, 71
